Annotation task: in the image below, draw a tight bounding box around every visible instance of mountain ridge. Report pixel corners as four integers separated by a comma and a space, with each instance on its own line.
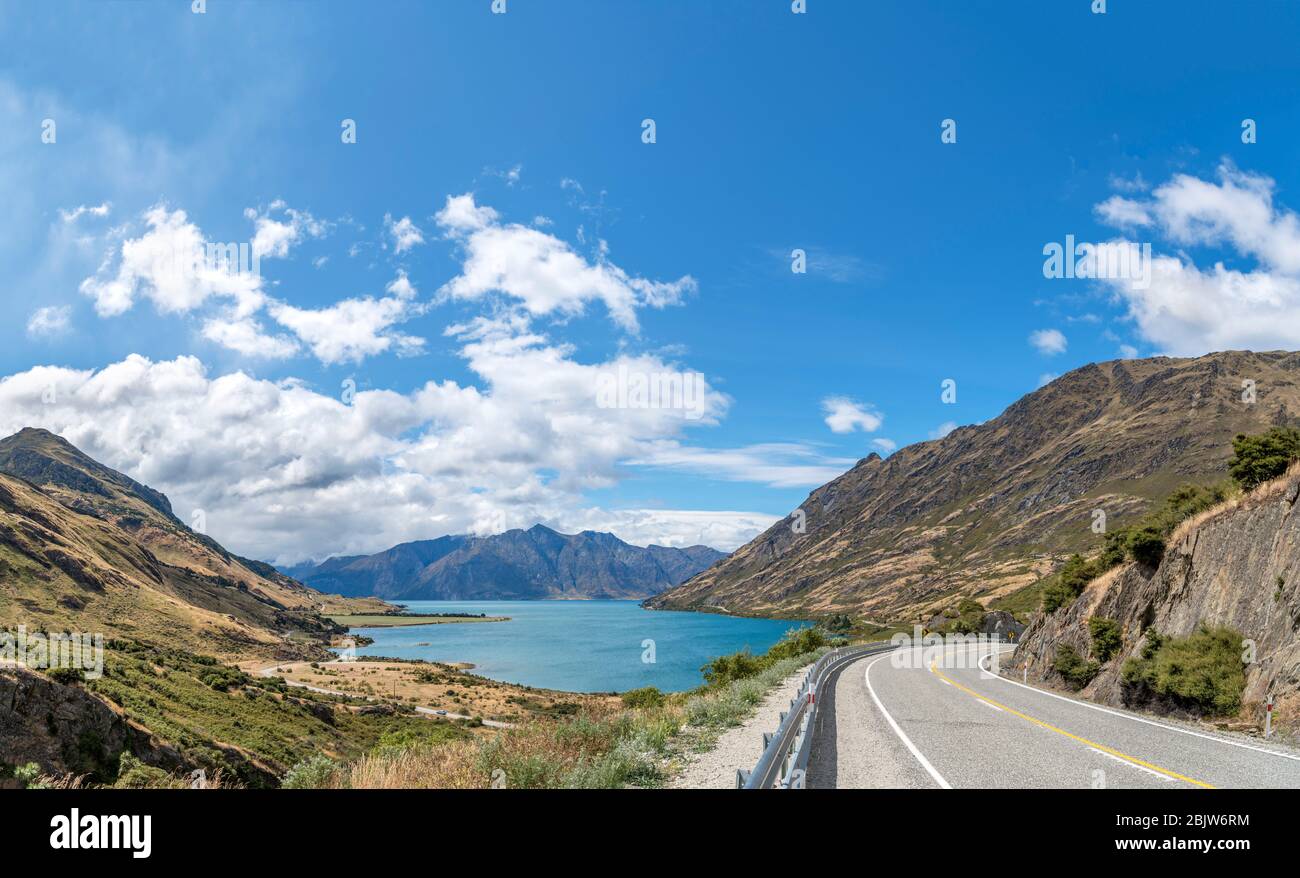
647, 350, 1300, 621
285, 525, 726, 601
0, 427, 377, 660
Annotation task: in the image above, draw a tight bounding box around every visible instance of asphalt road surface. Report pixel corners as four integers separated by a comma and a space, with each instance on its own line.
808, 642, 1300, 789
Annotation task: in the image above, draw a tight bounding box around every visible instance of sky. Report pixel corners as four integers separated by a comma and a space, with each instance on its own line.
3, 0, 1300, 564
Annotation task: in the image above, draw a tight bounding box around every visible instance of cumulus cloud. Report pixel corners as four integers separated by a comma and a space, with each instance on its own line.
268, 272, 426, 365
1091, 162, 1300, 355
200, 316, 300, 359
79, 205, 265, 318
26, 305, 71, 338
821, 396, 884, 434
246, 201, 327, 259
871, 438, 897, 453
929, 421, 957, 440
0, 320, 776, 560
435, 193, 696, 333
384, 214, 425, 254
1029, 328, 1068, 355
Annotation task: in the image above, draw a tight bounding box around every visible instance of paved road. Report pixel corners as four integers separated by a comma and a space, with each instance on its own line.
810, 642, 1300, 789
258, 662, 513, 729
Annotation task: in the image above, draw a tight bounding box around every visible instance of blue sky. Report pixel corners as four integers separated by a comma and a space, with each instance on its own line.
3, 1, 1300, 562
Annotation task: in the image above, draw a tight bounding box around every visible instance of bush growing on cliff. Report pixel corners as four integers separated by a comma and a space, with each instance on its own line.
1121, 624, 1246, 715
1229, 427, 1300, 490
1042, 554, 1098, 613
1088, 617, 1123, 663
1125, 525, 1166, 568
1052, 644, 1099, 689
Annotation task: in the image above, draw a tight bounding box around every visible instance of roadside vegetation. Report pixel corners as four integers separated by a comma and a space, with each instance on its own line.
1120, 625, 1248, 716
281, 626, 837, 789
1012, 426, 1300, 619
36, 640, 470, 787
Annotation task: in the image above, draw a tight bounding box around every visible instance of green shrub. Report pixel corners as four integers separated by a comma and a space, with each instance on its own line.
620, 686, 665, 709
1229, 427, 1300, 490
114, 753, 181, 789
1125, 526, 1166, 567
1121, 624, 1245, 715
1052, 644, 1099, 689
1088, 617, 1122, 662
1041, 554, 1097, 613
281, 754, 340, 789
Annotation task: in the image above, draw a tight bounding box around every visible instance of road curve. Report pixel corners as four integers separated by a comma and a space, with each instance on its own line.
809, 642, 1300, 789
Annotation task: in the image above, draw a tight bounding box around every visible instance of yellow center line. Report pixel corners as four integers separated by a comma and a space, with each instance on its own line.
928, 660, 1214, 789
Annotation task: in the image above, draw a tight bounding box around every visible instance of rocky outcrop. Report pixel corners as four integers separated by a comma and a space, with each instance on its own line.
0, 666, 189, 781
1013, 472, 1300, 737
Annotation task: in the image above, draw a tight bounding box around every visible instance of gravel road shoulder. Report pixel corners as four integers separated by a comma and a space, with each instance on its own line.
667, 663, 812, 789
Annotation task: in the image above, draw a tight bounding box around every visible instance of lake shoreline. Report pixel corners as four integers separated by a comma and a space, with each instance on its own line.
339, 599, 806, 694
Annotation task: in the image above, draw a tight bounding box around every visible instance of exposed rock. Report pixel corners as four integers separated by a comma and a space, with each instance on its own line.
1013, 470, 1300, 738
0, 665, 188, 781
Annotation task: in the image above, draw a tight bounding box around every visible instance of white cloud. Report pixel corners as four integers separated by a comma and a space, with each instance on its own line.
631, 441, 855, 489
268, 273, 426, 365
821, 396, 883, 433
435, 193, 696, 333
200, 316, 300, 359
384, 214, 425, 254
78, 204, 265, 318
1118, 344, 1139, 359
246, 201, 327, 259
59, 202, 111, 223
1029, 328, 1068, 355
1037, 372, 1058, 388
0, 335, 763, 561
1093, 162, 1300, 355
871, 438, 897, 453
1094, 195, 1152, 228
929, 421, 957, 440
26, 305, 71, 338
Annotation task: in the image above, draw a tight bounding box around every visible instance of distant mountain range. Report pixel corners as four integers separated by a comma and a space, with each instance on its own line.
648, 350, 1300, 620
282, 526, 727, 601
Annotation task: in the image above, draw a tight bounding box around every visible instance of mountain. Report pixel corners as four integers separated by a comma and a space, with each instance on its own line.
287, 525, 727, 600
0, 428, 373, 660
647, 351, 1300, 621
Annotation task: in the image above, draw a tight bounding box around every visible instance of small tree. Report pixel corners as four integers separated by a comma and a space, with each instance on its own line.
1228, 427, 1300, 490
1126, 525, 1166, 567
1052, 644, 1099, 690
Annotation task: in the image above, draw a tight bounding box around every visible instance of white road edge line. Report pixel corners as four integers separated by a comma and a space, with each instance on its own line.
978, 651, 1300, 763
1088, 746, 1174, 782
864, 652, 953, 790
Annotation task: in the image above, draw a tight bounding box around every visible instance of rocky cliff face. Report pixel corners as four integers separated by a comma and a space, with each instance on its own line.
290, 525, 726, 600
649, 351, 1300, 620
1013, 469, 1300, 736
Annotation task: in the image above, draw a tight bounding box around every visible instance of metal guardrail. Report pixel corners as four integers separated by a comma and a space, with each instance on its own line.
736, 642, 896, 789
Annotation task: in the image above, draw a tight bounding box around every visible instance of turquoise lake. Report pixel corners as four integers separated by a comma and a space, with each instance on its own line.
344, 600, 805, 693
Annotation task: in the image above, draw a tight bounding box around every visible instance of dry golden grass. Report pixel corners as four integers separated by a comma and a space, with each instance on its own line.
338, 739, 486, 789
1167, 463, 1300, 547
